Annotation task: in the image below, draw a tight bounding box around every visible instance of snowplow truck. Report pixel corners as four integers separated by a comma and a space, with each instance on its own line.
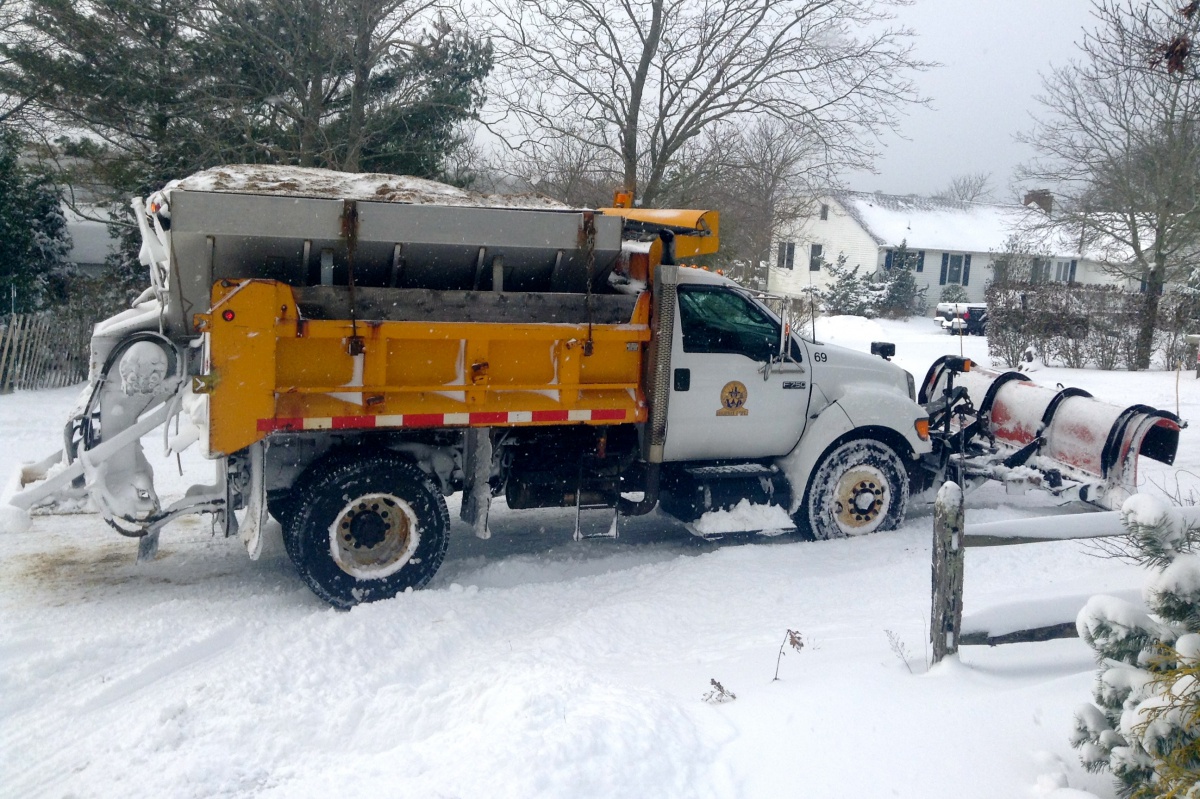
4, 166, 1183, 608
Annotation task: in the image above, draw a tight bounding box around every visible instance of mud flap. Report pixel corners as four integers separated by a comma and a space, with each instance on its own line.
460, 428, 492, 539
237, 442, 269, 560
137, 531, 159, 562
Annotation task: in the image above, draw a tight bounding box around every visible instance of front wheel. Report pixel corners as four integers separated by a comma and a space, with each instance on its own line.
800, 439, 908, 540
286, 453, 449, 608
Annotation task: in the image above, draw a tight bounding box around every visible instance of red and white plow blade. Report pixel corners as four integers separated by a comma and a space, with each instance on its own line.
920, 358, 1181, 509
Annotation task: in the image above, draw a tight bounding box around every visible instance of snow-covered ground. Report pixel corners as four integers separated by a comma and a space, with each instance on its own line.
1, 316, 1196, 799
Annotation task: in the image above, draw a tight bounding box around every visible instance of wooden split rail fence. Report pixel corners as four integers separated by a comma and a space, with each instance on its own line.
926, 483, 1197, 664
0, 312, 93, 393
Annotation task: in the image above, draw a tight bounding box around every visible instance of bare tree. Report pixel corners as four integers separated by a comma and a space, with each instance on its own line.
503, 136, 624, 207
931, 171, 993, 203
707, 118, 835, 283
486, 0, 927, 207
1019, 0, 1200, 369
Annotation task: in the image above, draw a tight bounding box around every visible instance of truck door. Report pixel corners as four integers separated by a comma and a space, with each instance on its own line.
662, 284, 811, 461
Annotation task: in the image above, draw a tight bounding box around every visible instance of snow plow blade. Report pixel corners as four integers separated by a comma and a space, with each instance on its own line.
919, 356, 1182, 510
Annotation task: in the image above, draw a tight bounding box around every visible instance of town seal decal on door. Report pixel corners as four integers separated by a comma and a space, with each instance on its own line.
716, 381, 749, 416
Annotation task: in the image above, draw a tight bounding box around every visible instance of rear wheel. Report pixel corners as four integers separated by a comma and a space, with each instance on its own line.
801, 439, 908, 540
286, 453, 449, 608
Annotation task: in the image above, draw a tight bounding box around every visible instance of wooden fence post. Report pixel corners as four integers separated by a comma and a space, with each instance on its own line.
15, 313, 38, 389
0, 315, 13, 391
930, 481, 965, 664
0, 313, 25, 393
21, 315, 49, 389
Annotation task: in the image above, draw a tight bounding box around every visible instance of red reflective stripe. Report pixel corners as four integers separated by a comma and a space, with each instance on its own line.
468, 412, 509, 425
333, 415, 376, 429
259, 409, 631, 433
403, 414, 444, 428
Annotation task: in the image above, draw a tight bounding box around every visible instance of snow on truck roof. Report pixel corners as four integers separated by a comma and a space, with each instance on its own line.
160, 165, 574, 210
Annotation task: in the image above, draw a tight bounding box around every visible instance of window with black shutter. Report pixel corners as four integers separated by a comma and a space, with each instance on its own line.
939, 253, 972, 285
809, 243, 823, 271
947, 254, 963, 284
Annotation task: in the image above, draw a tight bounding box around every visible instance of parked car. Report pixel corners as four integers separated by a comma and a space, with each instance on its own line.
935, 302, 987, 336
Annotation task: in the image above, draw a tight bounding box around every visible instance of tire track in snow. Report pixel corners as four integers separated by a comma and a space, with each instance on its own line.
1, 624, 245, 798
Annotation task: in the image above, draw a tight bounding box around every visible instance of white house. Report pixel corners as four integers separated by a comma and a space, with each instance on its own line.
767, 191, 1135, 304
65, 205, 119, 274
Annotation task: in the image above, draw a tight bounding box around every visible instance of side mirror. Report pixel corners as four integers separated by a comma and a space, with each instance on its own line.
870, 341, 896, 361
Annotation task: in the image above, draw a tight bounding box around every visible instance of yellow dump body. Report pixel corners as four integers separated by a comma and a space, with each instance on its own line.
195, 280, 652, 457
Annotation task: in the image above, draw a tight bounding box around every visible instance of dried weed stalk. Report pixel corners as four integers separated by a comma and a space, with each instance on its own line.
773, 629, 805, 681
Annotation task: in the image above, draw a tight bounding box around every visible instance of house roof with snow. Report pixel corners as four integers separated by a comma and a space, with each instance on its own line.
833, 190, 1090, 259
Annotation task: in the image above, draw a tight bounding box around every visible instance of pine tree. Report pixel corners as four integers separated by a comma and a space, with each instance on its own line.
1073, 495, 1200, 798
1, 0, 493, 300
820, 253, 881, 317
880, 239, 925, 317
0, 130, 72, 312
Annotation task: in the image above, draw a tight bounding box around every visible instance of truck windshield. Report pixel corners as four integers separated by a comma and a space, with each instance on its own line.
677, 285, 780, 362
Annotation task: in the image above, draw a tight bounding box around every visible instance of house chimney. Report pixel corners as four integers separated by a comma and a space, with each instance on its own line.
1023, 189, 1053, 215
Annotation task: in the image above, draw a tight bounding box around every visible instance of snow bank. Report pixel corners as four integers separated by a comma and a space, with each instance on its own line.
0, 505, 30, 533
161, 165, 573, 210
812, 315, 888, 345
962, 591, 1140, 638
691, 500, 793, 536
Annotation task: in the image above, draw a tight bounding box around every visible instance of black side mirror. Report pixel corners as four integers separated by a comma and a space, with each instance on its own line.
870, 341, 896, 361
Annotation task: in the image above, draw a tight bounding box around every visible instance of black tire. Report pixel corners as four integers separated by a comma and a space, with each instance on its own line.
276, 448, 385, 564
268, 489, 300, 532
800, 439, 908, 540
270, 488, 308, 566
286, 453, 449, 608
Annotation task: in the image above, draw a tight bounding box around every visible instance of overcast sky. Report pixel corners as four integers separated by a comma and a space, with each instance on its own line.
844, 0, 1100, 201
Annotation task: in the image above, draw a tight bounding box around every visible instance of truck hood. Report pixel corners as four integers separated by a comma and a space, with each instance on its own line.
802, 339, 913, 404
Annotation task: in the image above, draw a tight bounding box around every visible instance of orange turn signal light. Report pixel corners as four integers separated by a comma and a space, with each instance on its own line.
962, 359, 972, 372
915, 418, 930, 440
